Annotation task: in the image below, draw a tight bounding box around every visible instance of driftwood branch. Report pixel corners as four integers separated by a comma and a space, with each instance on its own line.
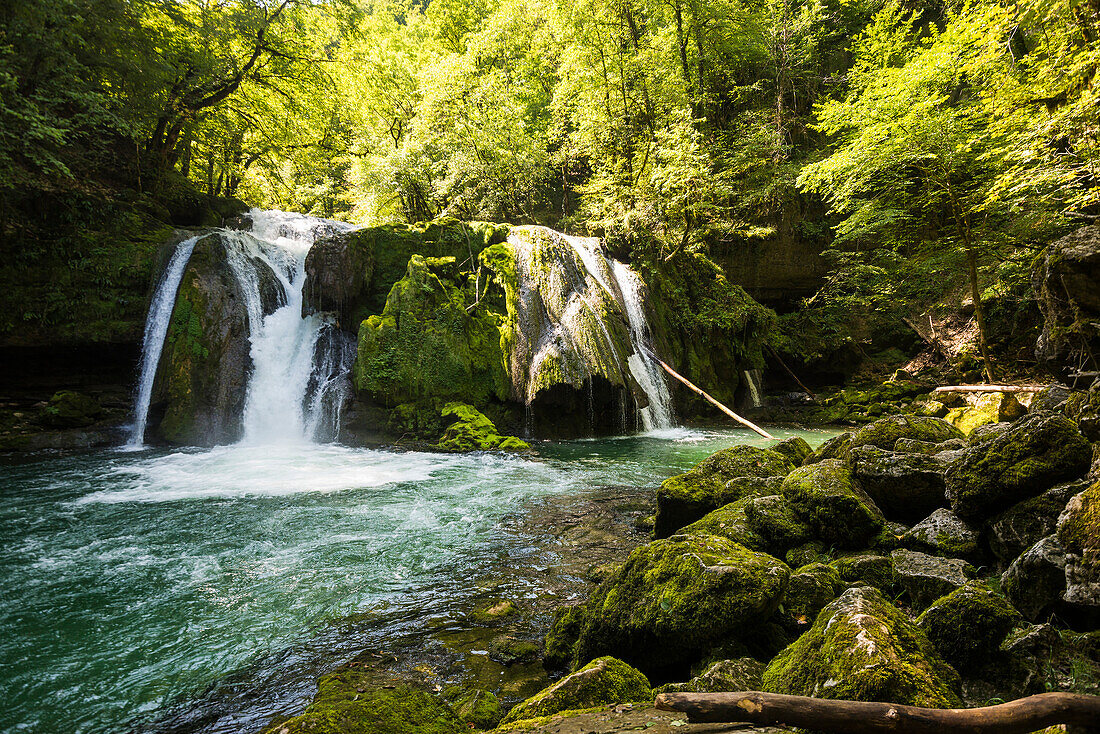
650, 356, 775, 440
933, 385, 1044, 393
654, 691, 1100, 734
765, 344, 817, 402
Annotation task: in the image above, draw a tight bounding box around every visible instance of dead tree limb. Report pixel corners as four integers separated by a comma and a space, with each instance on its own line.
764, 344, 817, 402
933, 385, 1044, 393
651, 357, 775, 440
654, 691, 1100, 733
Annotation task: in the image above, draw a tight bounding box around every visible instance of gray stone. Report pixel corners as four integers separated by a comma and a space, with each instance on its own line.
987, 481, 1086, 566
849, 446, 948, 524
657, 658, 764, 694
891, 548, 974, 609
1001, 535, 1067, 622
902, 508, 980, 561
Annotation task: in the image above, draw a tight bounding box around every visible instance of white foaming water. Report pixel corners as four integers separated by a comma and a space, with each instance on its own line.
609, 261, 675, 430
127, 236, 200, 448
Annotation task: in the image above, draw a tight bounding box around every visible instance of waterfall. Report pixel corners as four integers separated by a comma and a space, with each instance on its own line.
126, 236, 200, 448
743, 368, 764, 408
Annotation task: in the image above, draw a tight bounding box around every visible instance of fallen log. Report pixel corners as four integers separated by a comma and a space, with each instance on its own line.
650, 356, 775, 440
765, 344, 818, 402
932, 385, 1045, 393
654, 691, 1100, 733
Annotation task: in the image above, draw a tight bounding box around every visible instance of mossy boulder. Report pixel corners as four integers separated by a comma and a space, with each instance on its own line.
572, 534, 790, 676
451, 688, 503, 730
1057, 481, 1100, 622
679, 497, 767, 551
916, 582, 1022, 673
657, 658, 764, 694
262, 671, 464, 734
829, 554, 897, 593
901, 509, 980, 562
35, 391, 102, 428
967, 422, 1011, 445
850, 415, 964, 451
780, 460, 884, 548
804, 431, 852, 465
780, 562, 842, 634
355, 255, 511, 408
436, 402, 529, 452
500, 657, 650, 725
771, 436, 813, 465
849, 446, 948, 524
762, 586, 961, 707
1065, 390, 1100, 442
945, 392, 1028, 436
1033, 226, 1100, 372
945, 411, 1093, 522
654, 446, 795, 537
1001, 535, 1068, 621
894, 438, 966, 455
544, 605, 587, 671
987, 481, 1086, 565
891, 549, 974, 610
743, 494, 813, 556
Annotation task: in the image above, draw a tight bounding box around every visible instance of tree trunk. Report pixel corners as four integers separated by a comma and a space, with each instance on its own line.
967, 245, 997, 383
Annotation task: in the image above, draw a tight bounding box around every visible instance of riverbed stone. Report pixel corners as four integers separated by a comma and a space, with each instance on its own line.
501, 656, 651, 725
945, 411, 1093, 522
850, 415, 964, 451
803, 432, 852, 465
987, 481, 1086, 565
656, 658, 764, 694
780, 460, 884, 548
572, 534, 790, 676
916, 581, 1022, 673
544, 605, 587, 671
901, 508, 980, 561
771, 436, 813, 465
654, 446, 795, 537
1001, 535, 1068, 621
1057, 481, 1100, 625
450, 688, 503, 730
890, 548, 974, 609
849, 446, 948, 524
761, 586, 961, 707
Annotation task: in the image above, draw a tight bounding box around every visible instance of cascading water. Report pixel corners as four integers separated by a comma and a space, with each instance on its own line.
128, 210, 355, 447
126, 236, 200, 448
743, 368, 764, 408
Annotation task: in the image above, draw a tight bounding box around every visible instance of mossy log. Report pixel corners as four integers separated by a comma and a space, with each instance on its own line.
654, 691, 1100, 733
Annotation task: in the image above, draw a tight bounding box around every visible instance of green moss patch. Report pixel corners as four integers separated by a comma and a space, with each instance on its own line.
501, 656, 651, 725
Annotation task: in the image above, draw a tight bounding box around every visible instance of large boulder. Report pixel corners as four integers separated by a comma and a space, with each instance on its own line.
302, 227, 374, 321
500, 656, 650, 725
780, 562, 842, 634
35, 390, 102, 428
743, 494, 812, 556
1066, 389, 1100, 442
987, 481, 1086, 566
850, 415, 964, 451
944, 392, 1027, 436
436, 402, 529, 452
804, 431, 852, 464
944, 411, 1092, 522
762, 586, 960, 707
680, 497, 767, 551
572, 534, 790, 677
1001, 535, 1068, 621
901, 509, 980, 562
890, 549, 974, 609
771, 436, 813, 465
654, 446, 794, 537
657, 658, 764, 694
849, 446, 948, 524
1033, 225, 1100, 372
780, 460, 884, 548
916, 582, 1022, 673
829, 554, 897, 593
1057, 481, 1100, 625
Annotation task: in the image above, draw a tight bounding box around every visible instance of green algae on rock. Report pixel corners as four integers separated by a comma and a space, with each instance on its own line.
678, 497, 768, 551
828, 554, 897, 593
261, 670, 465, 734
656, 657, 764, 694
945, 411, 1092, 522
916, 581, 1021, 674
544, 605, 588, 671
780, 459, 884, 548
451, 688, 504, 730
437, 402, 529, 452
654, 446, 795, 537
572, 534, 790, 676
501, 656, 651, 726
36, 391, 102, 428
762, 586, 961, 708
850, 415, 964, 451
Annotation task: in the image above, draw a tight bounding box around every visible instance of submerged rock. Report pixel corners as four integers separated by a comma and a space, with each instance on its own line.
780, 459, 884, 548
850, 415, 964, 451
501, 656, 651, 725
572, 534, 790, 676
762, 586, 960, 707
1001, 535, 1068, 621
849, 446, 948, 524
916, 582, 1021, 673
890, 549, 974, 609
654, 446, 794, 537
945, 411, 1092, 522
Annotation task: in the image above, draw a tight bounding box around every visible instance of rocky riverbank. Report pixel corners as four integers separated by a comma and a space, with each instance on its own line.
262, 382, 1099, 733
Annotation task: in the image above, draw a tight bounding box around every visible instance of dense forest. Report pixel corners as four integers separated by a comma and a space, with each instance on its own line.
2, 0, 1099, 379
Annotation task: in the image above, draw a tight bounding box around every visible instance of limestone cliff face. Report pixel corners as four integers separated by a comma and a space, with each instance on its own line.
1033, 225, 1100, 375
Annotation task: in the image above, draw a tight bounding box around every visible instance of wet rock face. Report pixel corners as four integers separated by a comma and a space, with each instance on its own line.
849, 446, 948, 524
501, 656, 651, 725
1057, 482, 1100, 625
571, 534, 790, 677
761, 586, 961, 708
1001, 535, 1068, 621
945, 411, 1092, 523
890, 548, 974, 609
302, 228, 374, 322
153, 233, 251, 446
1033, 225, 1100, 372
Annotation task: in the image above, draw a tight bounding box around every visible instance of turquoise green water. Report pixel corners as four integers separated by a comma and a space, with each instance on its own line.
0, 426, 837, 733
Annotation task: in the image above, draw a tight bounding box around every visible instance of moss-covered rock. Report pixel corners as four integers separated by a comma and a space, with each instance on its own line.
901, 509, 980, 562
656, 658, 764, 694
743, 494, 812, 556
894, 438, 966, 455
436, 402, 529, 452
945, 411, 1093, 522
452, 688, 503, 730
572, 534, 790, 676
1057, 481, 1100, 622
916, 582, 1022, 673
771, 436, 813, 465
761, 586, 961, 707
679, 497, 767, 551
470, 599, 519, 625
35, 391, 102, 428
654, 446, 795, 537
804, 431, 852, 465
987, 481, 1086, 566
1001, 535, 1068, 622
780, 562, 841, 634
891, 549, 975, 610
967, 422, 1011, 445
945, 392, 1028, 436
544, 605, 587, 671
780, 460, 884, 548
1066, 390, 1100, 442
849, 446, 948, 524
501, 656, 651, 725
261, 671, 464, 734
850, 415, 964, 451
829, 554, 897, 593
